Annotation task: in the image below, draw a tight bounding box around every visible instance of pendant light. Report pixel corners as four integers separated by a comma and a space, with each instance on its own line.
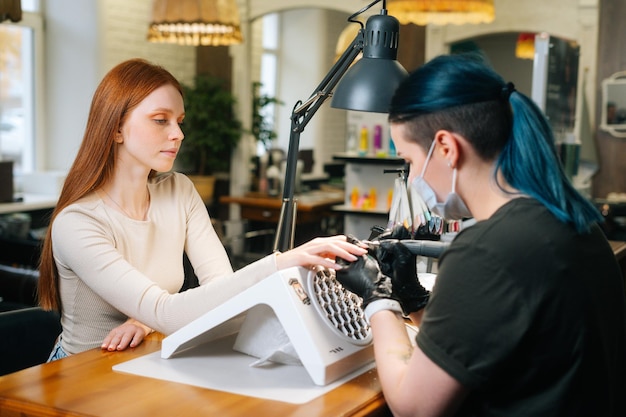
147, 0, 243, 46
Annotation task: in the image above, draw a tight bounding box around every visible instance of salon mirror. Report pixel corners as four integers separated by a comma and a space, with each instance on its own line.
600, 71, 626, 137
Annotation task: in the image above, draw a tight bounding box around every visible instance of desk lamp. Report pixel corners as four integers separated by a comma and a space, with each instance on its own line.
274, 0, 408, 251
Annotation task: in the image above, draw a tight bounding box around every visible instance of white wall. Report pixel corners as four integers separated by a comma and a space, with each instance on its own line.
274, 9, 349, 176
43, 0, 100, 171
276, 9, 326, 153
42, 0, 196, 172
248, 0, 364, 20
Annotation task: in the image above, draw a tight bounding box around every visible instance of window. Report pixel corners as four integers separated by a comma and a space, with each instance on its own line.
0, 0, 42, 181
256, 12, 279, 155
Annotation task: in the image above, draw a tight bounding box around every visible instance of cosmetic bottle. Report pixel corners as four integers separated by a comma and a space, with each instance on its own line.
358, 126, 368, 156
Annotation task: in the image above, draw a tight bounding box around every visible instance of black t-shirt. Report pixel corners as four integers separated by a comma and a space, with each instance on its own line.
416, 198, 626, 416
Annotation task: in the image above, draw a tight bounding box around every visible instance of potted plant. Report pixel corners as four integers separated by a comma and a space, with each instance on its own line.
177, 74, 244, 205
251, 81, 283, 152
248, 82, 284, 193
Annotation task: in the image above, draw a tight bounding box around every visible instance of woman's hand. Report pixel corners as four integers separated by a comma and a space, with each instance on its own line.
101, 318, 154, 351
275, 235, 367, 271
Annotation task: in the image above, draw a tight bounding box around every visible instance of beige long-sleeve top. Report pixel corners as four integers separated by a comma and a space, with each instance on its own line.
52, 172, 277, 354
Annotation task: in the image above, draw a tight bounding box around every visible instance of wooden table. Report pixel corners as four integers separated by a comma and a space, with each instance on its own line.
610, 240, 626, 260
219, 190, 344, 224
220, 190, 346, 248
0, 333, 390, 417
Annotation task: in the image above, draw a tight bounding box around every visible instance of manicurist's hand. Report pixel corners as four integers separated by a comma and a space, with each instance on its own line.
275, 235, 367, 271
369, 240, 430, 315
101, 318, 154, 351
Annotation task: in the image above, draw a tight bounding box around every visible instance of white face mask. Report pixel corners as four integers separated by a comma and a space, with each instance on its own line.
410, 140, 472, 221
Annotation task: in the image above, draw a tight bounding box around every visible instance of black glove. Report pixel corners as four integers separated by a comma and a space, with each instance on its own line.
335, 253, 402, 320
369, 224, 412, 241
369, 239, 430, 315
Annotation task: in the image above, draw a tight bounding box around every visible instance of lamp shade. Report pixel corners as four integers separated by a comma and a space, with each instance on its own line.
331, 13, 408, 113
387, 0, 495, 26
147, 0, 243, 46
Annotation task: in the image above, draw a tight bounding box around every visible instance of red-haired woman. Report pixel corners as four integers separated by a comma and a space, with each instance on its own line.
39, 58, 365, 360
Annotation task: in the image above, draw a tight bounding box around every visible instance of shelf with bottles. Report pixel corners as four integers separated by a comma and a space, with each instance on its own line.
333, 184, 394, 216
334, 112, 407, 237
332, 156, 404, 212
331, 153, 404, 238
343, 110, 400, 159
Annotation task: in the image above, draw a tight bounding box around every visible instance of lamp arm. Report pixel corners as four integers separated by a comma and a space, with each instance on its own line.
273, 32, 365, 252
294, 34, 364, 131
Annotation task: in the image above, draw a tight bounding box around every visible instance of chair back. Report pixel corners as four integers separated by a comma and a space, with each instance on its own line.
0, 307, 61, 376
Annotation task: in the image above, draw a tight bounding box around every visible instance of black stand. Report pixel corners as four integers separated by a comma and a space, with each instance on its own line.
273, 35, 364, 251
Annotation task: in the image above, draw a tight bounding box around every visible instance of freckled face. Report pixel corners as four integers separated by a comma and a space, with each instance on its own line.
116, 84, 185, 174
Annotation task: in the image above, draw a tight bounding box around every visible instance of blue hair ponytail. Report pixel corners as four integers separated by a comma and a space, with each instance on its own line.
497, 92, 602, 233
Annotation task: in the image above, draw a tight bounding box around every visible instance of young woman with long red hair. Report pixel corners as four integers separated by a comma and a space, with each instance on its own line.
39, 58, 365, 360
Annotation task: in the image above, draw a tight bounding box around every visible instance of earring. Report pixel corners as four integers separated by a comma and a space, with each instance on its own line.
447, 160, 451, 168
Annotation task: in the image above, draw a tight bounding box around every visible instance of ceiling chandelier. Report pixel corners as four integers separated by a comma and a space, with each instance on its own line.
147, 0, 243, 46
387, 0, 495, 26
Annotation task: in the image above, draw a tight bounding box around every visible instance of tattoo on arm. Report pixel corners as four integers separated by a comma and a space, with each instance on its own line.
400, 344, 414, 364
388, 343, 414, 364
